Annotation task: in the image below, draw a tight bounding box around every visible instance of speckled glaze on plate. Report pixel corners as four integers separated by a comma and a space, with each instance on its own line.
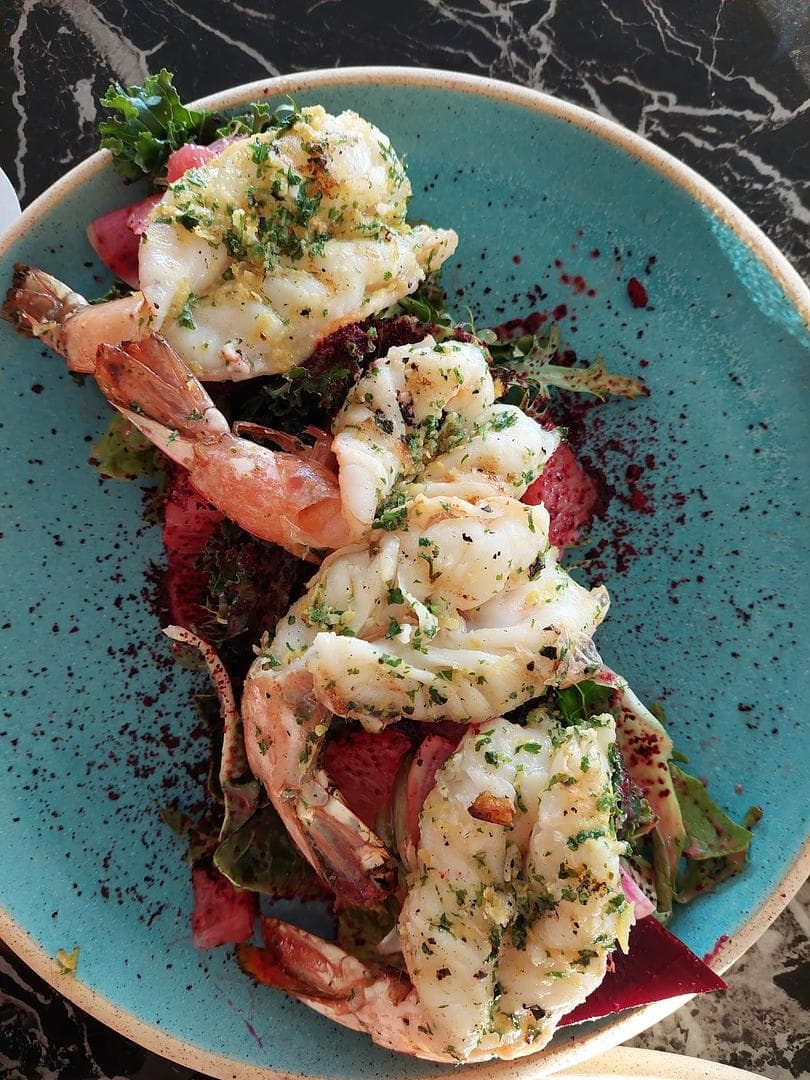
0, 68, 808, 1080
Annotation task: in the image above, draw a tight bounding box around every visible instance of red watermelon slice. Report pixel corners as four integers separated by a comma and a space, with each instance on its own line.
165, 143, 222, 182
162, 466, 224, 632
322, 728, 412, 830
164, 134, 243, 182
190, 865, 256, 950
85, 194, 160, 288
523, 443, 597, 548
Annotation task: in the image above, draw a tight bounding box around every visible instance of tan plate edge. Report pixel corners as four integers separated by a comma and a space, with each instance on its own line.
1, 66, 808, 1080
556, 1045, 767, 1079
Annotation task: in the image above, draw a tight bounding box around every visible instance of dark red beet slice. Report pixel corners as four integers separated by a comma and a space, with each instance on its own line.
322, 728, 412, 829
560, 915, 726, 1027
523, 443, 598, 548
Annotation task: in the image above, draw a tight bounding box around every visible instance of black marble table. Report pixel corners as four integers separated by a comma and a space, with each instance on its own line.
1, 2, 808, 1078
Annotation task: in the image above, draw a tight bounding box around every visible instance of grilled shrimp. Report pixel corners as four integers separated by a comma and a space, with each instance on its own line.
241, 334, 604, 892
331, 335, 559, 533
242, 511, 608, 898
257, 521, 608, 730
3, 107, 457, 381
96, 330, 561, 562
95, 335, 352, 558
239, 711, 632, 1062
240, 518, 609, 898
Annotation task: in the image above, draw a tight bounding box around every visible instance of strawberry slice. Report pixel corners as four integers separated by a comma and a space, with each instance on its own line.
190, 865, 256, 949
560, 915, 726, 1027
523, 443, 597, 549
162, 466, 224, 632
322, 728, 411, 830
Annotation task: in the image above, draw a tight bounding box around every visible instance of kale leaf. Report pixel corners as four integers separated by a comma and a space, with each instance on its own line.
99, 70, 215, 183
99, 69, 300, 186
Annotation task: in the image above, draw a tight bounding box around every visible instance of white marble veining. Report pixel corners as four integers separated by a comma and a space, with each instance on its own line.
2, 0, 808, 280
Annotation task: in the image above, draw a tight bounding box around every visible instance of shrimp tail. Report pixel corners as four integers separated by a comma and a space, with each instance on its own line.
238, 918, 450, 1061
1, 264, 87, 353
2, 264, 149, 372
95, 337, 229, 439
94, 334, 352, 553
242, 669, 396, 907
303, 768, 398, 905
239, 916, 405, 1006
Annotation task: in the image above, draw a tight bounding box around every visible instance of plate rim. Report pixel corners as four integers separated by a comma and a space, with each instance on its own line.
556, 1044, 768, 1079
1, 64, 808, 1080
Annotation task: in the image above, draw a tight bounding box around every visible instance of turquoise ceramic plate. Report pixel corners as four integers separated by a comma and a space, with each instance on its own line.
1, 68, 808, 1080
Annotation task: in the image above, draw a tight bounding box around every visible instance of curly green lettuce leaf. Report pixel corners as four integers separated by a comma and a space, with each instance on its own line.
215, 100, 300, 138
671, 763, 759, 903
486, 323, 648, 403
213, 803, 324, 899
